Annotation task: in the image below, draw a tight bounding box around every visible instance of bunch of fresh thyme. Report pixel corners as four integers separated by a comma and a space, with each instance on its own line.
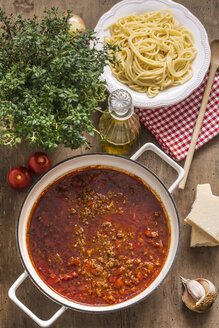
0, 8, 117, 150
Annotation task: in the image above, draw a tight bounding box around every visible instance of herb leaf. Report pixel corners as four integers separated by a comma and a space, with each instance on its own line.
0, 8, 116, 150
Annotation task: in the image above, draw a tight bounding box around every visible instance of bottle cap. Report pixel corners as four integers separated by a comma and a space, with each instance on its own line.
108, 89, 134, 119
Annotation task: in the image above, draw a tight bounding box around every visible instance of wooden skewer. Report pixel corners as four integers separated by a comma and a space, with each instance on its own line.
179, 41, 219, 189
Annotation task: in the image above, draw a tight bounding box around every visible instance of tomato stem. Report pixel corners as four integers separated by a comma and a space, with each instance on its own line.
37, 156, 45, 164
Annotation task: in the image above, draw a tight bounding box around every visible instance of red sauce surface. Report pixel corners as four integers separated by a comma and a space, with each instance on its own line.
27, 167, 170, 305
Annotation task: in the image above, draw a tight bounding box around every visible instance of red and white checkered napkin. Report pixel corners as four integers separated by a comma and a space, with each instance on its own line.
135, 71, 219, 161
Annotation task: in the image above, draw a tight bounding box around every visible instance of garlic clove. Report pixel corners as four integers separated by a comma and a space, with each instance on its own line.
181, 277, 205, 302
181, 277, 217, 313
195, 279, 217, 313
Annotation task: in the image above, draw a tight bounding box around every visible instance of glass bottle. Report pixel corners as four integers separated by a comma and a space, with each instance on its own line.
98, 89, 140, 155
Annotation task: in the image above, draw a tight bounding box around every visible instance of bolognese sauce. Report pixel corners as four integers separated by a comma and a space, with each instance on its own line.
27, 167, 170, 305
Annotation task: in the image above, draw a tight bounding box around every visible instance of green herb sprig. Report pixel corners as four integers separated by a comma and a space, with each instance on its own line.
0, 8, 117, 150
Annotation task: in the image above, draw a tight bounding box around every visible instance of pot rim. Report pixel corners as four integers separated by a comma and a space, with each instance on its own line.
16, 152, 180, 312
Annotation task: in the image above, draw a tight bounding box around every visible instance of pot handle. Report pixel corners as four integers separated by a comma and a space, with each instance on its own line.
8, 271, 67, 327
131, 143, 184, 193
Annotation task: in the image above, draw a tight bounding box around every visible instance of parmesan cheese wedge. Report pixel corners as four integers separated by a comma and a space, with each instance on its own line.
190, 184, 218, 246
185, 184, 219, 245
190, 184, 218, 247
196, 183, 212, 195
190, 226, 218, 247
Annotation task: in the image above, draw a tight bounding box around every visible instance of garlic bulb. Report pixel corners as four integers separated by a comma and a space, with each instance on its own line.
181, 277, 217, 313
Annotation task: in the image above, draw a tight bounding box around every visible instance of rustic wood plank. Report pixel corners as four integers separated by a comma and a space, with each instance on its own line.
0, 0, 218, 327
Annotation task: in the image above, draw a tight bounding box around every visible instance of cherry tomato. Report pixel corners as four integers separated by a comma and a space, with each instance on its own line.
28, 152, 52, 176
7, 166, 32, 190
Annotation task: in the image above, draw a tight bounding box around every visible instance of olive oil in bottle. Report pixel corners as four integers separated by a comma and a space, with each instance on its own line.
99, 89, 140, 155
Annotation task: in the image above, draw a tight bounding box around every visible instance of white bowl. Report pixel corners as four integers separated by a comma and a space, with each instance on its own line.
94, 0, 210, 109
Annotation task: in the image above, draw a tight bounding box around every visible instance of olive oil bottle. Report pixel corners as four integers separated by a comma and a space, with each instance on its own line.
99, 89, 140, 155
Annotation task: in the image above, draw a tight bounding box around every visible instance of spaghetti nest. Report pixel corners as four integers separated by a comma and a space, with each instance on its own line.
105, 10, 197, 97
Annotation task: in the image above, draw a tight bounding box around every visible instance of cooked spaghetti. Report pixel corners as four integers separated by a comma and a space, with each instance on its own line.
104, 10, 197, 97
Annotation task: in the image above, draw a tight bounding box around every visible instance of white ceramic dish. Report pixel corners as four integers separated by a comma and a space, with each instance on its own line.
9, 143, 184, 327
94, 0, 210, 109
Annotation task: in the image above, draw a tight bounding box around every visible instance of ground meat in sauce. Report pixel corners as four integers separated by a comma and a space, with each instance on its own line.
27, 168, 170, 305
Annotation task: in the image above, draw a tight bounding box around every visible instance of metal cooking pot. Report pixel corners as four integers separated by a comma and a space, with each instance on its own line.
8, 143, 184, 327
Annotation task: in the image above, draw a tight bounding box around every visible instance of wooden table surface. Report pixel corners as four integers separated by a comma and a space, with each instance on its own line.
0, 1, 218, 327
